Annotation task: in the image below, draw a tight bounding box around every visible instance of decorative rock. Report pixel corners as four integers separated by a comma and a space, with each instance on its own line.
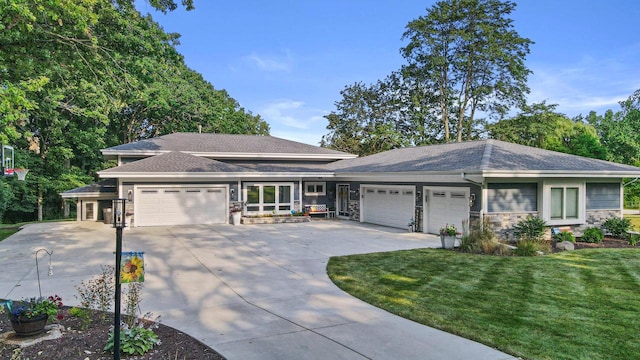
556, 241, 575, 251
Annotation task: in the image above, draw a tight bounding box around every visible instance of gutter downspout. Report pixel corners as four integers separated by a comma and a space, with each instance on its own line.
461, 172, 485, 231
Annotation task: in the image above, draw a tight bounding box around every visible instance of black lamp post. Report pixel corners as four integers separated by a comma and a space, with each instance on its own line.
112, 198, 126, 360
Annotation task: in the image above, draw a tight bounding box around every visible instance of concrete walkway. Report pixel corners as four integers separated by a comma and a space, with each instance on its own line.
0, 221, 515, 360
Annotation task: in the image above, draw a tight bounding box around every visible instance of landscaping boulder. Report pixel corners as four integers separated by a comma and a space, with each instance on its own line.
556, 241, 575, 251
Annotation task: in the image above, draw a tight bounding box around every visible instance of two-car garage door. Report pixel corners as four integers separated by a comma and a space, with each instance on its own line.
135, 185, 227, 227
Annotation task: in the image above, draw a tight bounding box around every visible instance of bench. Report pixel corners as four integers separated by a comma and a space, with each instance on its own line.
304, 204, 329, 218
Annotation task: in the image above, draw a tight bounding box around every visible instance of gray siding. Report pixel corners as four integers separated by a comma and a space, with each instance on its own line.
586, 183, 620, 210
487, 183, 537, 212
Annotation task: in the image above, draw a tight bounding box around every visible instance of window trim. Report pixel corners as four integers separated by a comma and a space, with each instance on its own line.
542, 181, 585, 226
304, 182, 326, 196
244, 182, 294, 215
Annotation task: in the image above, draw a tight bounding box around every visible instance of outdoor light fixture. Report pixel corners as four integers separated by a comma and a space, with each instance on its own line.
230, 188, 235, 198
35, 248, 53, 298
112, 198, 127, 360
469, 194, 476, 208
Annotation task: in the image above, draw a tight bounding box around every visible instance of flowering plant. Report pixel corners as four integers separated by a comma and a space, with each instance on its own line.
3, 295, 63, 321
439, 224, 458, 236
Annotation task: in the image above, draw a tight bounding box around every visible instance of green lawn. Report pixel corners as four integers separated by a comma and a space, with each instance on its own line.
0, 227, 20, 241
626, 214, 640, 230
328, 249, 640, 360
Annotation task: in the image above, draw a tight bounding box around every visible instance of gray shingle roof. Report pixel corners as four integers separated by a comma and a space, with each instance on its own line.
330, 140, 640, 173
100, 152, 255, 173
230, 162, 334, 173
61, 179, 117, 196
103, 133, 354, 157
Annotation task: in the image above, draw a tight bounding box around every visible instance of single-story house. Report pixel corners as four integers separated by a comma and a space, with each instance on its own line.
62, 133, 640, 238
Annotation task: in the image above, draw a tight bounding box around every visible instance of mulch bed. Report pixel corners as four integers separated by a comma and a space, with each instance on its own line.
0, 307, 226, 359
573, 237, 637, 250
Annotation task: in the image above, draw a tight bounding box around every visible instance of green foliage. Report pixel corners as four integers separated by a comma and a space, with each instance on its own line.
581, 227, 604, 243
69, 307, 92, 330
553, 231, 575, 243
602, 217, 632, 238
459, 220, 506, 255
488, 102, 608, 159
630, 233, 639, 246
513, 216, 547, 242
514, 239, 539, 256
104, 322, 160, 356
401, 0, 532, 142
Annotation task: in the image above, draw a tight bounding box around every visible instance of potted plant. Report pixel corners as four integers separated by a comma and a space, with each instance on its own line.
2, 294, 63, 337
439, 224, 458, 249
230, 205, 242, 225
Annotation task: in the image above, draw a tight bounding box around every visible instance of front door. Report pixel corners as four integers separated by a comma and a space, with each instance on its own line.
337, 184, 350, 217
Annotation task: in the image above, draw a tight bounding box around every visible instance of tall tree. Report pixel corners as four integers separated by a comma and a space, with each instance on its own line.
401, 0, 532, 142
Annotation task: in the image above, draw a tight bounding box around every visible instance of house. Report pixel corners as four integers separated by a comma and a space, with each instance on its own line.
62, 133, 640, 238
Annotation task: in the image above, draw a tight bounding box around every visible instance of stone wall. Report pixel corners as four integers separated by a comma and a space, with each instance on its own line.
348, 200, 360, 221
241, 216, 310, 224
483, 209, 621, 241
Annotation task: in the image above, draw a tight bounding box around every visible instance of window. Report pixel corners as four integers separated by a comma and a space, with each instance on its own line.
305, 182, 326, 196
544, 182, 584, 225
244, 183, 294, 214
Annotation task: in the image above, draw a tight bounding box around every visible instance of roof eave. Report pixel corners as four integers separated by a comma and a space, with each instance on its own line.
101, 150, 356, 161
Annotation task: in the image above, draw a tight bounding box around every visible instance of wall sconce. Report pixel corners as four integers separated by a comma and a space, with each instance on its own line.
469, 193, 476, 208
127, 189, 133, 202
230, 188, 235, 198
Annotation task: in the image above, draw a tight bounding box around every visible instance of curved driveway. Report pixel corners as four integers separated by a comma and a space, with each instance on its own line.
0, 221, 514, 359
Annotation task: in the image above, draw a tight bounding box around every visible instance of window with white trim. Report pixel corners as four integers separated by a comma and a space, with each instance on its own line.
543, 182, 584, 225
305, 182, 326, 196
244, 183, 294, 214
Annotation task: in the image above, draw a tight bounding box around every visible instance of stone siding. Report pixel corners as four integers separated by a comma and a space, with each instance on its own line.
348, 200, 360, 221
241, 216, 310, 224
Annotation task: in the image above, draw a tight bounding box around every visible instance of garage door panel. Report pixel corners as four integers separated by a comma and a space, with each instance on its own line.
136, 186, 227, 227
426, 188, 469, 234
362, 186, 414, 229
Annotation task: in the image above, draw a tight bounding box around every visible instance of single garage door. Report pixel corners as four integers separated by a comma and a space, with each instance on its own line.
361, 186, 414, 229
136, 186, 227, 227
425, 187, 469, 234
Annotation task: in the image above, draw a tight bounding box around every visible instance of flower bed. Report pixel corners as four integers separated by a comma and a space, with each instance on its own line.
241, 215, 310, 224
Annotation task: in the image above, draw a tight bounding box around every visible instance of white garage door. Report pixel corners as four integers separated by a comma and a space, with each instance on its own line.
426, 187, 469, 234
361, 186, 414, 229
136, 186, 227, 227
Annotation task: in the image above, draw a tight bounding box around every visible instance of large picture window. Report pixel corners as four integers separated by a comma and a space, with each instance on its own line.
544, 182, 584, 225
244, 183, 294, 214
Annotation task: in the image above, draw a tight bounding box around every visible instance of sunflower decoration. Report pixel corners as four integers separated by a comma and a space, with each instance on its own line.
120, 252, 145, 283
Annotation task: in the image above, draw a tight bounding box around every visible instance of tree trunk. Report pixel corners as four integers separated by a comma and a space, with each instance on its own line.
38, 188, 43, 222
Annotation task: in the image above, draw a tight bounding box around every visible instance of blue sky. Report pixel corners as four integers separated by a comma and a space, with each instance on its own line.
137, 1, 640, 145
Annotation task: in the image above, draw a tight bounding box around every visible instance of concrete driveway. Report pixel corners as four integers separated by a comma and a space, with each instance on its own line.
0, 221, 514, 360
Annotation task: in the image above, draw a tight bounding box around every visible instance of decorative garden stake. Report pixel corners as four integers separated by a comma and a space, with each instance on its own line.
112, 198, 127, 360
35, 248, 53, 298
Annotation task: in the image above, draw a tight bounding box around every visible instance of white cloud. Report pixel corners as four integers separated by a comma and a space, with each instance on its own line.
258, 99, 328, 145
242, 50, 293, 72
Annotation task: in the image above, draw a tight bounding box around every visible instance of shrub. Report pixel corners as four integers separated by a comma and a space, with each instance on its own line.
69, 307, 92, 330
514, 239, 539, 256
553, 231, 575, 243
459, 220, 502, 254
75, 265, 115, 318
104, 319, 160, 356
581, 227, 604, 243
513, 216, 547, 242
602, 217, 631, 238
630, 233, 639, 246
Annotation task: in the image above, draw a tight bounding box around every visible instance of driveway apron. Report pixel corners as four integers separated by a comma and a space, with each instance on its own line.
0, 221, 515, 360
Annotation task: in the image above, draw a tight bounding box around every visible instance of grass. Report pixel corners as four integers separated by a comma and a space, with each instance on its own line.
626, 214, 640, 230
327, 248, 640, 360
0, 227, 20, 241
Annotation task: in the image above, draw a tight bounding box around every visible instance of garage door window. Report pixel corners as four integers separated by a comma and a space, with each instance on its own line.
245, 183, 294, 214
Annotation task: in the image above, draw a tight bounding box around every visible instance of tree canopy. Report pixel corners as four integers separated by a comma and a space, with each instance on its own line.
0, 0, 269, 222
